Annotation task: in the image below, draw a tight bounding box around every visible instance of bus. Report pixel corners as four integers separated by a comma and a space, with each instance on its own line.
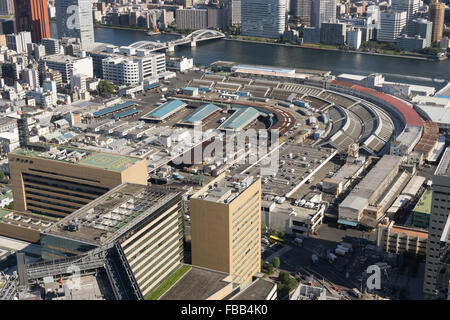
269, 235, 284, 243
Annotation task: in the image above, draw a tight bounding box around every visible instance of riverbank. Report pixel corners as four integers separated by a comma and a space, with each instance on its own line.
94, 23, 155, 33
225, 37, 445, 61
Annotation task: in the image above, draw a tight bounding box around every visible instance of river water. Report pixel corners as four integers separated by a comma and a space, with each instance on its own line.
50, 23, 450, 88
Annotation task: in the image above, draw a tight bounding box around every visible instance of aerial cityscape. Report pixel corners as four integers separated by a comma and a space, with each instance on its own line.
0, 0, 448, 308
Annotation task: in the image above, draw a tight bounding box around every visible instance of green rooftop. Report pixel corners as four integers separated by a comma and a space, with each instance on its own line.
11, 145, 142, 172
413, 189, 432, 215
145, 265, 192, 300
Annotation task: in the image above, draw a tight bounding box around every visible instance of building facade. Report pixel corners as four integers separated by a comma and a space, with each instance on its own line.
377, 10, 407, 42
310, 0, 337, 29
56, 0, 95, 50
241, 0, 287, 39
13, 0, 50, 43
190, 175, 261, 288
429, 0, 445, 43
423, 148, 450, 299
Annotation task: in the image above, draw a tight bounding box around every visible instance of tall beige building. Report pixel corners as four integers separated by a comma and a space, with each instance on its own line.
429, 0, 445, 43
8, 144, 147, 218
190, 174, 261, 288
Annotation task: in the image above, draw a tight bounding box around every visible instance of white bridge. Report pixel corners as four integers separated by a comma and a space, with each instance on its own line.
129, 29, 225, 52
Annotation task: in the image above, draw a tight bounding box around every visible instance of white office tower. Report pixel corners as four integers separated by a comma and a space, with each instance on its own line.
367, 5, 381, 29
21, 68, 39, 90
6, 32, 32, 54
56, 0, 95, 50
347, 28, 362, 49
391, 0, 419, 20
227, 0, 241, 25
310, 0, 337, 29
241, 0, 287, 39
423, 148, 450, 299
377, 11, 407, 42
290, 0, 312, 25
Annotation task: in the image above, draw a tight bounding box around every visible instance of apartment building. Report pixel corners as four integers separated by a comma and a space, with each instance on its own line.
38, 54, 93, 83
190, 174, 261, 288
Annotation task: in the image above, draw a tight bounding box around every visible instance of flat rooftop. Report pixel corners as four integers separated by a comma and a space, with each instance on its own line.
413, 188, 432, 215
0, 209, 56, 231
11, 144, 142, 172
159, 266, 232, 300
231, 278, 276, 300
193, 175, 257, 204
42, 183, 180, 245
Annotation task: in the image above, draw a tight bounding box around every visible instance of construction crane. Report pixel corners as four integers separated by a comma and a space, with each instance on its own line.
147, 10, 159, 33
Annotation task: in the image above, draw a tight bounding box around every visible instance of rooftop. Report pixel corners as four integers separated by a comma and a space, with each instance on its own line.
11, 144, 142, 172
141, 99, 187, 121
231, 278, 276, 300
193, 175, 257, 204
159, 266, 232, 300
413, 188, 432, 215
180, 103, 221, 124
42, 183, 180, 245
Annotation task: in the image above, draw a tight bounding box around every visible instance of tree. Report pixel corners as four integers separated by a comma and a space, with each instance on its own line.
277, 271, 298, 299
0, 171, 5, 181
98, 80, 116, 95
5, 202, 13, 210
273, 257, 280, 269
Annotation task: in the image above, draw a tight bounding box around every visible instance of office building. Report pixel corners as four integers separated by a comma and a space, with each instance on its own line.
190, 175, 261, 288
100, 47, 166, 85
176, 9, 208, 30
40, 183, 184, 299
423, 148, 450, 299
38, 54, 93, 83
396, 34, 428, 51
347, 28, 362, 49
391, 0, 419, 21
303, 27, 321, 43
320, 22, 346, 45
377, 11, 407, 42
410, 18, 432, 47
5, 31, 31, 53
21, 67, 39, 89
0, 18, 15, 35
8, 144, 147, 218
56, 0, 95, 50
290, 0, 311, 25
225, 0, 241, 26
310, 0, 337, 28
429, 0, 445, 43
41, 38, 60, 55
13, 0, 50, 43
0, 0, 14, 15
241, 0, 287, 39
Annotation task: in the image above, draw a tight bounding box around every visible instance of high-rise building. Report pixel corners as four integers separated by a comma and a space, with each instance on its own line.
190, 175, 261, 288
56, 0, 95, 50
391, 0, 419, 21
0, 0, 14, 15
41, 38, 60, 55
8, 144, 147, 218
429, 0, 445, 43
13, 0, 50, 43
346, 28, 362, 49
320, 22, 346, 45
5, 31, 31, 53
241, 0, 287, 39
410, 18, 432, 47
290, 0, 311, 25
377, 10, 407, 42
423, 147, 450, 299
310, 0, 337, 28
225, 0, 241, 26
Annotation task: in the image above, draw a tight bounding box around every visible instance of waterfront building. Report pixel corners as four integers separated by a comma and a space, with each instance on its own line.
303, 26, 321, 43
320, 22, 346, 45
397, 34, 428, 51
377, 10, 407, 42
190, 175, 261, 288
176, 9, 208, 30
347, 28, 362, 49
8, 144, 147, 218
310, 0, 337, 29
225, 0, 241, 26
429, 0, 445, 43
290, 0, 311, 25
241, 0, 287, 39
13, 0, 50, 43
56, 0, 95, 50
423, 148, 450, 299
410, 18, 432, 47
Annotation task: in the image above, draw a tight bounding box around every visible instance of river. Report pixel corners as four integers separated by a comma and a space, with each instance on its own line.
50, 23, 450, 88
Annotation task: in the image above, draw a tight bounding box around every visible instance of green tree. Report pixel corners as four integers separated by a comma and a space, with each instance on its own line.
0, 171, 5, 181
277, 271, 298, 299
5, 202, 13, 210
273, 257, 280, 269
98, 80, 116, 94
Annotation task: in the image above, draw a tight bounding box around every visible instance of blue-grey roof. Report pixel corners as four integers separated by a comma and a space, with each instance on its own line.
142, 99, 187, 120
219, 106, 262, 130
93, 102, 137, 118
181, 103, 221, 124
114, 108, 139, 120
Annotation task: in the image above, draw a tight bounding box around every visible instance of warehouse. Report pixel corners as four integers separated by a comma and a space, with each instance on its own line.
140, 99, 187, 122
178, 103, 221, 127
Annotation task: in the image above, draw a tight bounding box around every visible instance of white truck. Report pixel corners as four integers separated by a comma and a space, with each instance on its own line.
337, 245, 350, 254
312, 254, 319, 264
335, 248, 346, 256
340, 242, 353, 249
294, 238, 303, 247
328, 252, 337, 262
